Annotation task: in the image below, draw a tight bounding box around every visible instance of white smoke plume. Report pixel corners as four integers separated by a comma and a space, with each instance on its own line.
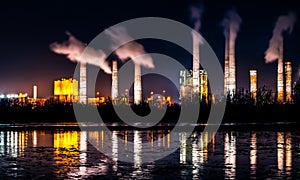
265, 12, 297, 63
189, 4, 204, 32
50, 32, 112, 74
221, 9, 242, 45
104, 27, 154, 69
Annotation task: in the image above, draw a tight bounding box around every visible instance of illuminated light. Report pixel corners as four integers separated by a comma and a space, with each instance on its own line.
54, 78, 79, 102
0, 94, 4, 98
33, 131, 37, 147
285, 62, 292, 102
250, 70, 257, 101
199, 70, 208, 103
179, 70, 193, 102
33, 85, 37, 100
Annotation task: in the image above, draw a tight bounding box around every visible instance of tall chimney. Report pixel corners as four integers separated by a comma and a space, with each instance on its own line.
134, 64, 142, 104
111, 60, 118, 102
224, 34, 230, 95
249, 70, 257, 101
33, 85, 37, 100
192, 31, 200, 96
79, 62, 87, 104
228, 29, 236, 93
277, 42, 284, 103
285, 61, 292, 102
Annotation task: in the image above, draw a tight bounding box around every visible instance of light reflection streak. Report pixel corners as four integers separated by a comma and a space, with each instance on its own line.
277, 132, 284, 171
133, 130, 142, 169
180, 132, 187, 164
250, 132, 257, 177
112, 131, 118, 172
224, 132, 236, 180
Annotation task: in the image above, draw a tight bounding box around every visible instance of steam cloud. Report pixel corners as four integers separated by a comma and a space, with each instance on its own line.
189, 4, 204, 32
221, 9, 242, 45
105, 27, 154, 69
50, 32, 112, 74
265, 12, 297, 63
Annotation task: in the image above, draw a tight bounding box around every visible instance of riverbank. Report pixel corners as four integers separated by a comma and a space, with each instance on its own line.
0, 103, 300, 124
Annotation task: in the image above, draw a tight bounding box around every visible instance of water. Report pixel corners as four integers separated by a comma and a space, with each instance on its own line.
0, 124, 300, 179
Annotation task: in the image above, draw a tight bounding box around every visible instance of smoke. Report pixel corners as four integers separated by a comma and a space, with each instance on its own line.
189, 4, 204, 32
265, 12, 297, 63
50, 32, 112, 74
221, 9, 242, 44
105, 27, 154, 69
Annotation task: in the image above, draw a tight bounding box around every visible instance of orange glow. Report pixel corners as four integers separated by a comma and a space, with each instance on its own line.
54, 78, 79, 102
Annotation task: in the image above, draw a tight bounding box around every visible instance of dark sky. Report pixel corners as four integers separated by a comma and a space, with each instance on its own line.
0, 0, 300, 99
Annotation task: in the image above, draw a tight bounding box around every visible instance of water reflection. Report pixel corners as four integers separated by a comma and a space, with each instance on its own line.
224, 132, 236, 180
277, 132, 293, 176
250, 132, 257, 178
0, 129, 299, 179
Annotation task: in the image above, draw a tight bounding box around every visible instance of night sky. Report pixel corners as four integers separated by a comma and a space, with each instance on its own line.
1, 0, 300, 100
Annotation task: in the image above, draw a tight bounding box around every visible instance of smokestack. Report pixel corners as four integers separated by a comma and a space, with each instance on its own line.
224, 33, 230, 95
33, 85, 37, 100
192, 31, 200, 95
189, 4, 203, 97
134, 64, 142, 104
222, 9, 242, 95
111, 60, 118, 102
80, 63, 87, 104
277, 43, 284, 102
285, 61, 292, 102
228, 28, 236, 93
249, 70, 257, 101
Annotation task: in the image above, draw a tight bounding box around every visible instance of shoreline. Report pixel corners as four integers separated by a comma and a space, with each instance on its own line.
0, 122, 299, 131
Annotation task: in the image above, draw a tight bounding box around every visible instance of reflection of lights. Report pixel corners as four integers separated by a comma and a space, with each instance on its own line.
250, 132, 257, 177
33, 130, 37, 147
112, 131, 118, 172
277, 132, 284, 171
180, 132, 187, 164
79, 131, 87, 174
211, 132, 215, 152
167, 130, 170, 149
134, 131, 142, 168
286, 132, 292, 175
0, 131, 4, 154
224, 132, 236, 180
